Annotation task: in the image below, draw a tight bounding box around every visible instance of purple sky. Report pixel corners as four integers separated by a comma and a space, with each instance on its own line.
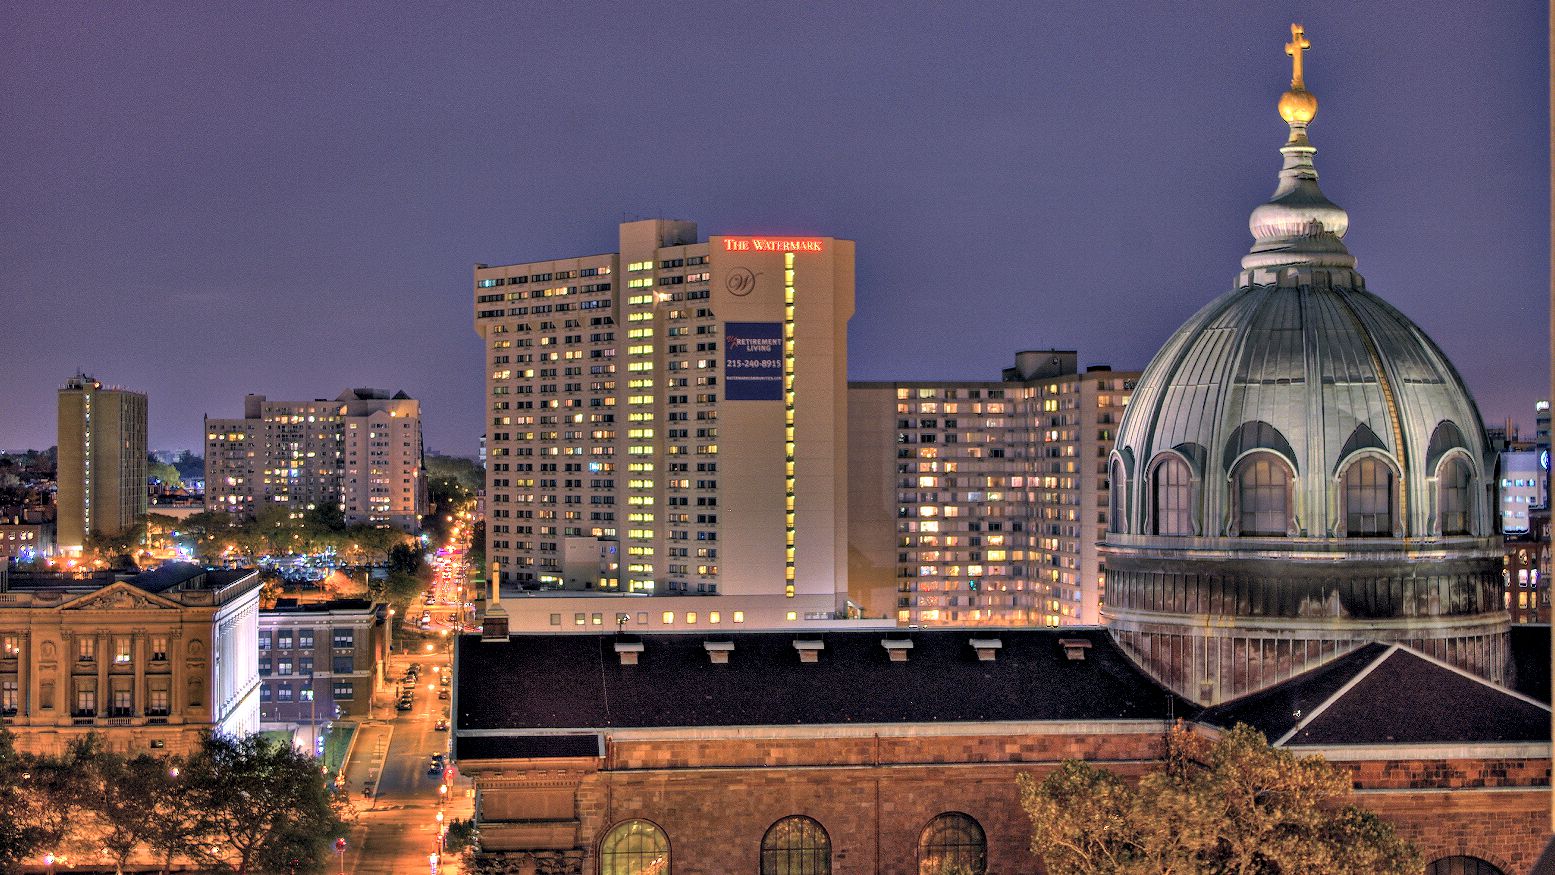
1, 3, 1546, 456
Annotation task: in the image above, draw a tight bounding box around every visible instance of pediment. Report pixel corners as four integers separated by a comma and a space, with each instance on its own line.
60, 582, 181, 612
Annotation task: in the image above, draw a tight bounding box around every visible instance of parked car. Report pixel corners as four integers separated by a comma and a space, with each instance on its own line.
434, 718, 449, 731
437, 689, 450, 700
395, 699, 413, 712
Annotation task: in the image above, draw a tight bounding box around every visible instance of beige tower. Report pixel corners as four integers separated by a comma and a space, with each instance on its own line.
475, 220, 856, 627
56, 374, 147, 553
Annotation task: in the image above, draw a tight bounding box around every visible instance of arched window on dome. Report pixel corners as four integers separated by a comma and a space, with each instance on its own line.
1342, 456, 1395, 537
1109, 458, 1127, 534
1437, 456, 1473, 536
1151, 455, 1193, 536
918, 812, 987, 875
1425, 856, 1506, 875
761, 815, 831, 875
1234, 453, 1292, 537
599, 820, 669, 875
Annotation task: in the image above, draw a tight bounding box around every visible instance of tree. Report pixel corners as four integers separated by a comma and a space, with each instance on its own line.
387, 542, 423, 575
183, 733, 344, 874
1018, 724, 1420, 875
147, 460, 183, 490
77, 745, 175, 874
0, 727, 52, 870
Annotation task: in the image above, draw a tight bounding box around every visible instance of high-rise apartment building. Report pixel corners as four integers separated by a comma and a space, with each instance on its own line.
474, 219, 854, 628
205, 389, 426, 532
849, 352, 1136, 627
56, 374, 147, 553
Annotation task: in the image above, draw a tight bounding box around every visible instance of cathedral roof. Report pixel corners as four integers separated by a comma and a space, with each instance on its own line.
1199, 643, 1549, 747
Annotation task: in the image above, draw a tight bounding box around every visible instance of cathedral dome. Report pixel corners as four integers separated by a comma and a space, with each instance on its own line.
1100, 25, 1507, 706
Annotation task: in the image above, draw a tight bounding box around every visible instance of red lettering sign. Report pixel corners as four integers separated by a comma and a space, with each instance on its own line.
721, 237, 825, 253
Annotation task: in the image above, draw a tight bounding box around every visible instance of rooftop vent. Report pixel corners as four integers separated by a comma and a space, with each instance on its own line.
614, 641, 644, 665
881, 639, 914, 662
969, 638, 1002, 661
1059, 638, 1092, 661
704, 641, 734, 664
793, 640, 825, 663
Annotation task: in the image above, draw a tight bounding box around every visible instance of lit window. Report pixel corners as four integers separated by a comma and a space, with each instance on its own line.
600, 820, 669, 875
761, 816, 831, 875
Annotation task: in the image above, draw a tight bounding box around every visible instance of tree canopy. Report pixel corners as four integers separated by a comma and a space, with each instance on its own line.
1018, 724, 1420, 875
0, 729, 346, 874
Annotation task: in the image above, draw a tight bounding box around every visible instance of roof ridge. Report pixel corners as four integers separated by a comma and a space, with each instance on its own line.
1273, 643, 1397, 746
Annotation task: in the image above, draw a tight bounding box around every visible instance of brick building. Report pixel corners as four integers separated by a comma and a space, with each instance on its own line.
258, 597, 387, 751
452, 628, 1550, 874
1506, 508, 1551, 624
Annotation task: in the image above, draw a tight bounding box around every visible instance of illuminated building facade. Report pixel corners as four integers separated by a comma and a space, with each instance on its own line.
474, 220, 854, 627
0, 564, 261, 756
56, 374, 147, 553
204, 388, 426, 532
848, 352, 1136, 627
258, 597, 388, 751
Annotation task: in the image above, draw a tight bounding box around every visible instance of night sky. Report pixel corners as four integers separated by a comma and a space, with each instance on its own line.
1, 3, 1546, 455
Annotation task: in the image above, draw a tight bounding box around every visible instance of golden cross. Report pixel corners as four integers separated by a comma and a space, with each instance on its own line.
1285, 23, 1311, 90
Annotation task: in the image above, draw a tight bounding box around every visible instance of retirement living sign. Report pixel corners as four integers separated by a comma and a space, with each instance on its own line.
724, 322, 784, 401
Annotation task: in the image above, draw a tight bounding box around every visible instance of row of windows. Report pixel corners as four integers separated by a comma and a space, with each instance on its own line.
1112, 451, 1476, 538
599, 812, 986, 874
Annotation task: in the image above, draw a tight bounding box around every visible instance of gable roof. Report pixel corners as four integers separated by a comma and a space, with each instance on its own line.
455, 628, 1190, 734
1200, 643, 1550, 747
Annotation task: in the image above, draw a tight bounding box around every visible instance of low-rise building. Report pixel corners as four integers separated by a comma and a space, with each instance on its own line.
0, 519, 53, 561
258, 597, 388, 751
0, 563, 261, 755
1506, 508, 1551, 624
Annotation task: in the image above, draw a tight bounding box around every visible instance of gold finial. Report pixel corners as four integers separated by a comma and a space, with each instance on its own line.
1285, 23, 1311, 90
1278, 23, 1318, 125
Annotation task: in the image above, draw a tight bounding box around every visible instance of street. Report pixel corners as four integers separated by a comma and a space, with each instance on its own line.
337, 526, 473, 875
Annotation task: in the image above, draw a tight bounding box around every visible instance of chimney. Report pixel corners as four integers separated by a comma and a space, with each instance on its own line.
481, 564, 509, 642
793, 640, 824, 663
1059, 638, 1092, 661
614, 641, 644, 665
881, 639, 913, 662
969, 638, 1002, 661
704, 641, 734, 664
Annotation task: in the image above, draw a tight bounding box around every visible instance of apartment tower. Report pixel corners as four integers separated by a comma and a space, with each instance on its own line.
849, 352, 1136, 626
57, 374, 147, 553
205, 389, 426, 532
475, 219, 854, 627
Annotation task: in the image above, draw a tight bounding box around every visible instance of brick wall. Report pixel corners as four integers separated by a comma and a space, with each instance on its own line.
469, 735, 1551, 875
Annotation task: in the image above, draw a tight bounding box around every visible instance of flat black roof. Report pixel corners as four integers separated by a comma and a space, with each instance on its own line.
455, 628, 1190, 733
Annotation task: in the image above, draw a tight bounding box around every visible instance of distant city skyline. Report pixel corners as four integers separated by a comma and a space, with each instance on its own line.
0, 3, 1545, 454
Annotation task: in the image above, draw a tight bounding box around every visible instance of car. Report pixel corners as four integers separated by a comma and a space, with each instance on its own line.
409, 662, 422, 673
427, 762, 444, 777
437, 688, 450, 700
395, 699, 413, 712
440, 674, 451, 686
434, 718, 449, 731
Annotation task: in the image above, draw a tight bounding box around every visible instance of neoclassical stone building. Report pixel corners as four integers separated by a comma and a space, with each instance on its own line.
0, 563, 261, 755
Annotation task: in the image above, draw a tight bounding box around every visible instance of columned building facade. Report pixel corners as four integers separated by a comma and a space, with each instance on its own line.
0, 565, 262, 755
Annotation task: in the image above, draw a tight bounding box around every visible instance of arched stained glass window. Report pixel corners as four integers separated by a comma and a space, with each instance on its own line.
760, 815, 831, 875
918, 812, 987, 875
600, 820, 669, 875
1438, 457, 1472, 536
1109, 459, 1127, 533
1151, 456, 1193, 536
1235, 453, 1291, 536
1344, 456, 1394, 537
1425, 856, 1506, 875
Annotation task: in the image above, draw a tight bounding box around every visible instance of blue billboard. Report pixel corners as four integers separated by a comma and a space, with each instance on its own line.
724, 322, 784, 401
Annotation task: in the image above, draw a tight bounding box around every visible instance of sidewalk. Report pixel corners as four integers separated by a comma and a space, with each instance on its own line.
340, 720, 395, 806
